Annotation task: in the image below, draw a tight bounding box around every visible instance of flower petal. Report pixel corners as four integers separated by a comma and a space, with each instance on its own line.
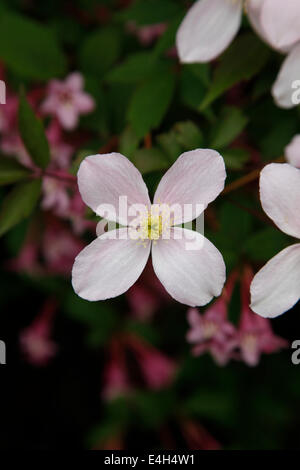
260, 0, 300, 52
66, 72, 84, 91
57, 105, 78, 130
96, 219, 108, 237
151, 227, 226, 307
153, 149, 226, 224
247, 0, 269, 46
176, 0, 242, 63
72, 228, 151, 301
285, 134, 300, 168
272, 44, 300, 109
260, 163, 300, 238
250, 244, 300, 318
78, 153, 151, 225
74, 92, 95, 113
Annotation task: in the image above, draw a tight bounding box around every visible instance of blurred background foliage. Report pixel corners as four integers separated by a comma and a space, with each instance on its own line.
0, 0, 300, 450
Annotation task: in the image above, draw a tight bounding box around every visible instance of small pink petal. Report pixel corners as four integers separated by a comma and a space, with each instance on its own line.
66, 72, 84, 91
72, 228, 151, 301
74, 91, 95, 113
57, 105, 79, 130
176, 0, 242, 63
152, 227, 226, 307
259, 163, 300, 239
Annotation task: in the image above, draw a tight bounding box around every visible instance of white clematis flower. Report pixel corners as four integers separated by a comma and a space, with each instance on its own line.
72, 150, 226, 307
251, 163, 300, 317
176, 0, 300, 108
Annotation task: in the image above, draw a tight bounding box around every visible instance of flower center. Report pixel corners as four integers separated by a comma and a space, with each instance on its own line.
242, 333, 257, 353
135, 204, 173, 243
203, 321, 218, 339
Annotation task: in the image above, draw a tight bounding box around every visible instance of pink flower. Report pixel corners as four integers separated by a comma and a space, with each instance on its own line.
128, 335, 176, 390
0, 131, 32, 168
0, 92, 18, 132
127, 21, 167, 46
102, 335, 176, 399
186, 272, 237, 365
72, 150, 226, 306
176, 0, 300, 108
46, 119, 74, 169
251, 163, 300, 317
67, 189, 97, 235
238, 267, 288, 366
126, 261, 172, 321
8, 238, 41, 275
102, 339, 131, 401
41, 72, 95, 130
126, 284, 160, 321
20, 299, 58, 366
181, 420, 221, 450
43, 219, 84, 275
284, 134, 300, 168
41, 177, 70, 216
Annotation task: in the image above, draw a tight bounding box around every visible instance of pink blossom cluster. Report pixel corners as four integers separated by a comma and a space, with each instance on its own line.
102, 333, 176, 400
0, 70, 94, 227
0, 70, 96, 277
186, 268, 288, 367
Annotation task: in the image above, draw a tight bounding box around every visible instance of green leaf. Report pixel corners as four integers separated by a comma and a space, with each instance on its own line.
119, 126, 141, 158
134, 390, 176, 429
118, 0, 182, 25
244, 227, 290, 262
128, 70, 175, 138
79, 27, 122, 78
0, 179, 41, 236
63, 291, 118, 346
184, 390, 235, 421
0, 157, 30, 186
131, 147, 169, 174
211, 107, 248, 149
0, 11, 66, 80
221, 148, 250, 170
153, 15, 183, 56
106, 52, 164, 83
157, 130, 182, 162
174, 121, 203, 149
201, 33, 270, 109
179, 64, 209, 110
18, 89, 50, 170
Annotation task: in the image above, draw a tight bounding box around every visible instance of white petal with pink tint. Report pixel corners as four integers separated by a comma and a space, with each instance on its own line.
247, 0, 269, 45
285, 135, 300, 168
151, 227, 226, 307
153, 149, 226, 225
176, 0, 242, 63
78, 153, 151, 225
260, 163, 300, 238
250, 244, 300, 318
272, 44, 300, 109
260, 0, 300, 52
96, 219, 109, 237
72, 228, 151, 301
